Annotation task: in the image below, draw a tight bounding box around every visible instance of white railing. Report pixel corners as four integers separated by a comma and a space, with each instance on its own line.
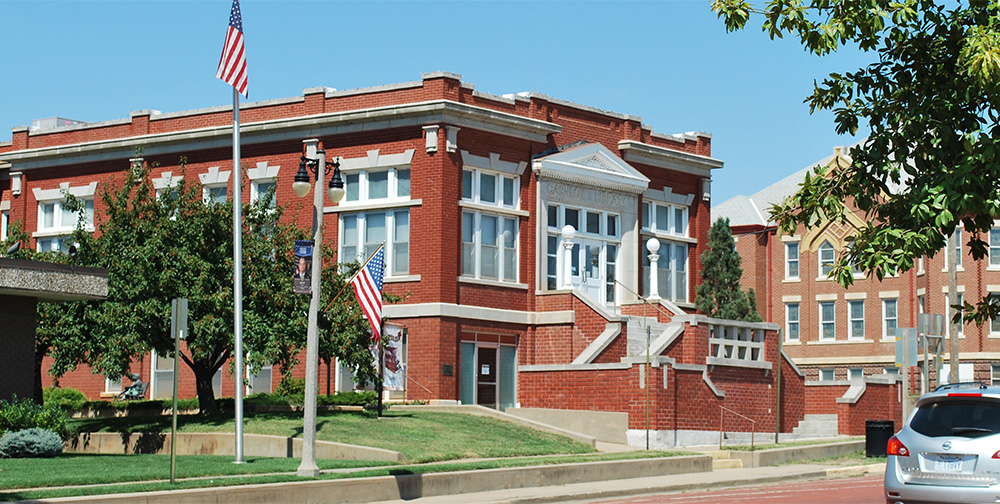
707, 322, 770, 370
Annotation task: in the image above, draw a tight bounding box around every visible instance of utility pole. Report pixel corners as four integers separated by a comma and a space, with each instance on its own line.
947, 231, 959, 384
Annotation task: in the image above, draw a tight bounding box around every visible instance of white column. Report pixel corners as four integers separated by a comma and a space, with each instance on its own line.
561, 225, 576, 290
646, 238, 661, 301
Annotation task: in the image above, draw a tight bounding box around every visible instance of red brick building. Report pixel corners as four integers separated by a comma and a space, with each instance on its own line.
3, 72, 878, 446
715, 145, 1000, 392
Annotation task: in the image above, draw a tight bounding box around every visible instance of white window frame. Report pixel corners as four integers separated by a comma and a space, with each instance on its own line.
105, 376, 122, 395
848, 300, 865, 340
945, 292, 964, 337
785, 303, 800, 342
991, 226, 1000, 267
462, 168, 518, 209
199, 166, 231, 205
340, 209, 409, 277
785, 242, 800, 280
346, 166, 411, 204
247, 160, 280, 209
882, 298, 898, 340
991, 294, 1000, 336
546, 203, 621, 303
819, 301, 836, 341
1, 207, 7, 240
462, 211, 519, 283
847, 367, 864, 381
641, 201, 688, 238
818, 241, 835, 278
32, 182, 97, 252
819, 368, 835, 381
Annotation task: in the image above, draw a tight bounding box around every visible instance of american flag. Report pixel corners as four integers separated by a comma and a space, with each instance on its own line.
216, 0, 248, 97
351, 245, 385, 341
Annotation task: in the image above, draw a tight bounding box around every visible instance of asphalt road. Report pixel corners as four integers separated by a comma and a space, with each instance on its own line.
587, 475, 885, 504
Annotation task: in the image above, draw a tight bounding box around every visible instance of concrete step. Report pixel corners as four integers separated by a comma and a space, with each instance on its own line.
792, 414, 840, 437
713, 458, 744, 470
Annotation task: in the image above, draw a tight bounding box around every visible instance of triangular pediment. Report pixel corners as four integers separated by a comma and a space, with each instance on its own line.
532, 142, 650, 194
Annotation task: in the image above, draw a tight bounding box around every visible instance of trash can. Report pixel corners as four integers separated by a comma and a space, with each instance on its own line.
866, 420, 895, 457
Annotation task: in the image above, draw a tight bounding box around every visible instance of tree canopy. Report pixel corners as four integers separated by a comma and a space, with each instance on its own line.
696, 218, 762, 322
4, 155, 388, 411
711, 0, 1000, 324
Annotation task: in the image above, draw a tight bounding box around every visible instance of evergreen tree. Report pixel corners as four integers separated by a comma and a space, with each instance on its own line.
695, 218, 762, 322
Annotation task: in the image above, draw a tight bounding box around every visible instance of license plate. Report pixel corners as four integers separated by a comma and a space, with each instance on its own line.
934, 456, 964, 472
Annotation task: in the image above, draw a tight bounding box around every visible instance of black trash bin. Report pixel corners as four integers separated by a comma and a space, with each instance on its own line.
865, 420, 895, 457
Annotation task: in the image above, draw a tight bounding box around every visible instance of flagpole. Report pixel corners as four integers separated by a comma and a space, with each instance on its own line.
231, 86, 245, 464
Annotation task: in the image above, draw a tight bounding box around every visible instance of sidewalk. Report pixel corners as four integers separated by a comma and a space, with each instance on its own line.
378, 461, 887, 504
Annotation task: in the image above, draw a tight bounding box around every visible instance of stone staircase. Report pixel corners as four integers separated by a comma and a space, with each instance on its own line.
624, 315, 670, 357
791, 414, 840, 438
700, 450, 744, 469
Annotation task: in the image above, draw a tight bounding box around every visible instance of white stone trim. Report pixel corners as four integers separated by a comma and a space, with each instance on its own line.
339, 149, 416, 172
460, 150, 528, 176
247, 161, 280, 181
844, 292, 867, 300
617, 140, 723, 178
198, 166, 230, 186
32, 181, 97, 201
423, 125, 439, 153
782, 295, 802, 303
940, 285, 966, 293
152, 171, 183, 190
642, 186, 695, 207
815, 293, 838, 301
878, 290, 900, 298
383, 302, 574, 325
458, 200, 529, 218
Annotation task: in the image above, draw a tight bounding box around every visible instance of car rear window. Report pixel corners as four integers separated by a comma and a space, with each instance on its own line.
910, 399, 1000, 438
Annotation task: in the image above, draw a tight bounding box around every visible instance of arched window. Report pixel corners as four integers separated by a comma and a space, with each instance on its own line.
819, 241, 835, 277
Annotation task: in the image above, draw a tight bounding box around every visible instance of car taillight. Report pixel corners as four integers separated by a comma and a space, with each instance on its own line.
888, 435, 909, 457
993, 451, 1000, 459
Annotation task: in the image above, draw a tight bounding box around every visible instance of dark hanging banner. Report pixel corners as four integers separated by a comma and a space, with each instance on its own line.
293, 240, 313, 295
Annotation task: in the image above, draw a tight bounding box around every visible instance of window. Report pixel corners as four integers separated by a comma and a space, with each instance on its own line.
849, 300, 865, 340
884, 367, 900, 376
642, 201, 688, 237
251, 180, 276, 208
340, 210, 409, 276
36, 198, 94, 252
785, 243, 799, 279
462, 168, 517, 209
848, 367, 864, 381
786, 303, 800, 342
991, 227, 1000, 266
642, 242, 689, 303
105, 376, 122, 395
345, 167, 410, 203
204, 185, 227, 204
462, 212, 518, 281
819, 368, 835, 381
462, 168, 521, 283
991, 294, 1000, 335
883, 299, 898, 339
1, 209, 7, 240
946, 293, 964, 337
819, 301, 836, 340
819, 241, 835, 277
993, 365, 1000, 386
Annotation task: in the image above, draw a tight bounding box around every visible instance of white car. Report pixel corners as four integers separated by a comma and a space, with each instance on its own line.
884, 382, 1000, 504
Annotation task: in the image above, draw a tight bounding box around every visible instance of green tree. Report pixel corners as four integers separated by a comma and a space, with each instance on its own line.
22, 155, 384, 413
695, 218, 762, 322
711, 0, 1000, 324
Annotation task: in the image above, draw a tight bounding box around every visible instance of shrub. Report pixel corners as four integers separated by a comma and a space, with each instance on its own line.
318, 390, 377, 407
0, 396, 70, 440
43, 387, 88, 411
0, 428, 64, 458
274, 377, 305, 396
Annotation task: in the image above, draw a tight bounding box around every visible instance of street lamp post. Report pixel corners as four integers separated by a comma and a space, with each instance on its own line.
294, 139, 346, 477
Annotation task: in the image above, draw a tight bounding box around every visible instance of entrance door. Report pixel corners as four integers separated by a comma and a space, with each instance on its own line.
476, 346, 497, 408
572, 238, 613, 304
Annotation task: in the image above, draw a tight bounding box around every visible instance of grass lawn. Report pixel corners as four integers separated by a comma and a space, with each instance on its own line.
69, 409, 595, 463
0, 451, 688, 501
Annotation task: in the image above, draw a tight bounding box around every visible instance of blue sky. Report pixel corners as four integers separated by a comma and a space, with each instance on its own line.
1, 0, 873, 205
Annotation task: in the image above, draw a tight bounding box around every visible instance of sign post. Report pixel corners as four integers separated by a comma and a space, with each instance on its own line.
170, 297, 188, 484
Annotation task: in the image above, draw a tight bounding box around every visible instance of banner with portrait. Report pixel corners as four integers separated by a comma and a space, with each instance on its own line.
293, 240, 313, 295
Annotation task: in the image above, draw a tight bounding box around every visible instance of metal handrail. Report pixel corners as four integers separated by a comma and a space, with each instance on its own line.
719, 405, 757, 450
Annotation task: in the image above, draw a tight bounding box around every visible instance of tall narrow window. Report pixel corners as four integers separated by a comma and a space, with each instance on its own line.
819, 301, 836, 340
785, 243, 799, 279
786, 303, 800, 342
849, 300, 865, 340
819, 241, 835, 276
883, 299, 898, 339
991, 227, 1000, 266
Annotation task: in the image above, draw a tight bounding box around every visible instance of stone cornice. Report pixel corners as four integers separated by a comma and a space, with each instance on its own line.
618, 140, 723, 178
0, 100, 562, 171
